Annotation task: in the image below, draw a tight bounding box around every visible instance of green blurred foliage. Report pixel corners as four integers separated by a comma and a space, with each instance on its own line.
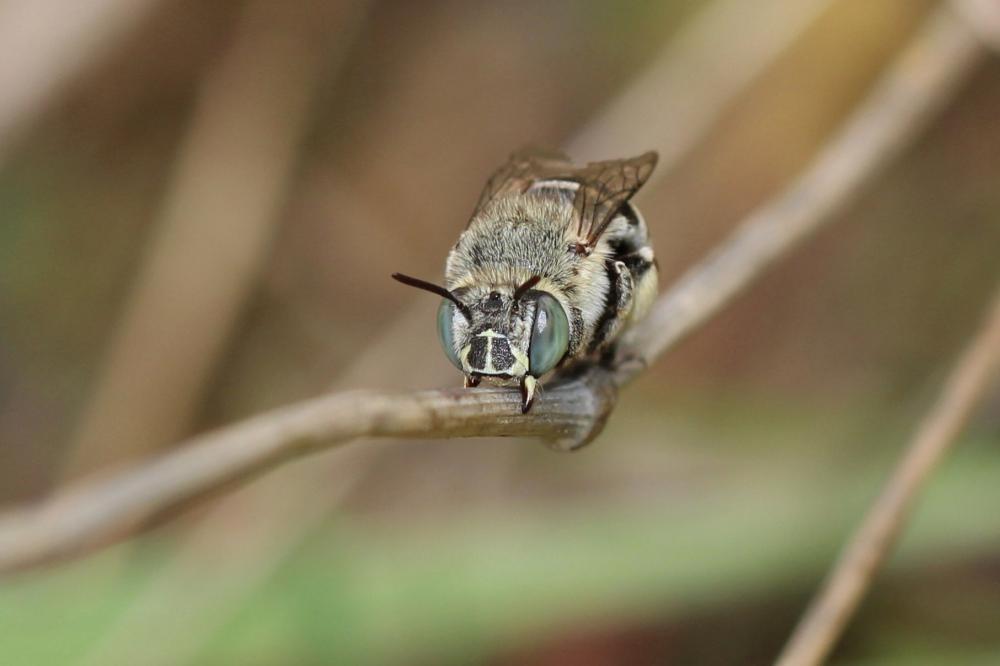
2, 401, 999, 664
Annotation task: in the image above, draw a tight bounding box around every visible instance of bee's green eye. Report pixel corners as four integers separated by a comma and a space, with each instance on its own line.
437, 300, 463, 370
529, 293, 569, 375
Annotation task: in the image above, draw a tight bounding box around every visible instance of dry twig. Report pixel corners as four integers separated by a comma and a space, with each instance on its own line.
776, 284, 1000, 666
0, 3, 984, 575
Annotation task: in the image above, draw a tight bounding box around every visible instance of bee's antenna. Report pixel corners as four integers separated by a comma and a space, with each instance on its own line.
391, 273, 472, 321
513, 275, 542, 301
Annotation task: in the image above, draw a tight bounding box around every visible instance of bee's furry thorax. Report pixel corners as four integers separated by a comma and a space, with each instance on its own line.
446, 188, 655, 360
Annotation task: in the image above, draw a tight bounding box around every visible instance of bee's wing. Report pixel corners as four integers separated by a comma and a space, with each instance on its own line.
472, 149, 658, 247
572, 151, 658, 246
471, 147, 575, 217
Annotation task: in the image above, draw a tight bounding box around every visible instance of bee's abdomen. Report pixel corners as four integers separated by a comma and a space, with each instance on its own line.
588, 260, 633, 353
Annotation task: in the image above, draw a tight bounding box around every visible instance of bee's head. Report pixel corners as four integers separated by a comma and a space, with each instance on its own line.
391, 273, 570, 411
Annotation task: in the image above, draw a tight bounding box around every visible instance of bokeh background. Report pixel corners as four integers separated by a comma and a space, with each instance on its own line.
2, 0, 1000, 664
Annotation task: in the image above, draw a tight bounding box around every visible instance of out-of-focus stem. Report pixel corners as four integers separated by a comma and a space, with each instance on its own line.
65, 0, 339, 476
567, 0, 831, 180
0, 0, 163, 165
777, 284, 1000, 666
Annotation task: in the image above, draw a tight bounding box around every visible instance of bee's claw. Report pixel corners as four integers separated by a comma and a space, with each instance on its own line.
615, 351, 648, 373
520, 375, 537, 413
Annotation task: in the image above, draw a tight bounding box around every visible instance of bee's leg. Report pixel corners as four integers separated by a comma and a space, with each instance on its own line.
604, 203, 658, 325
624, 250, 658, 326
520, 375, 538, 413
588, 260, 635, 354
607, 250, 657, 371
611, 350, 649, 374
464, 375, 481, 388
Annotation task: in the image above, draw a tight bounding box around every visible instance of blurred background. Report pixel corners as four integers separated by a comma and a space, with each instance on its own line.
2, 0, 1000, 664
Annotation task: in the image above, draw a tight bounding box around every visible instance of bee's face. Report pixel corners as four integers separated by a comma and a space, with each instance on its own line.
438, 288, 569, 382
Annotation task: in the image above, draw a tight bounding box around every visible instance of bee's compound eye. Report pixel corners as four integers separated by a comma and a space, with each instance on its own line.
529, 293, 569, 375
437, 300, 463, 370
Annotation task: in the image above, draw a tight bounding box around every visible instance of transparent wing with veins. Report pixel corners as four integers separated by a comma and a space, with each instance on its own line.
471, 148, 658, 248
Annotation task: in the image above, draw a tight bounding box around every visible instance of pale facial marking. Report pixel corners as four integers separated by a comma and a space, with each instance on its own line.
461, 328, 528, 377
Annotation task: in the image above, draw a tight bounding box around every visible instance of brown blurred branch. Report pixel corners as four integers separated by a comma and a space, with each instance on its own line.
568, 0, 830, 167
623, 5, 982, 370
952, 0, 1000, 50
65, 0, 343, 476
0, 0, 162, 165
776, 285, 1000, 666
0, 3, 984, 575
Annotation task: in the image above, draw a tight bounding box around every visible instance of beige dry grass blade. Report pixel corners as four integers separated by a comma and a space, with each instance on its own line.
777, 284, 1000, 666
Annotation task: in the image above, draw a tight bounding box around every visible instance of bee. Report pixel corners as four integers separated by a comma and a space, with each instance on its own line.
393, 148, 659, 413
